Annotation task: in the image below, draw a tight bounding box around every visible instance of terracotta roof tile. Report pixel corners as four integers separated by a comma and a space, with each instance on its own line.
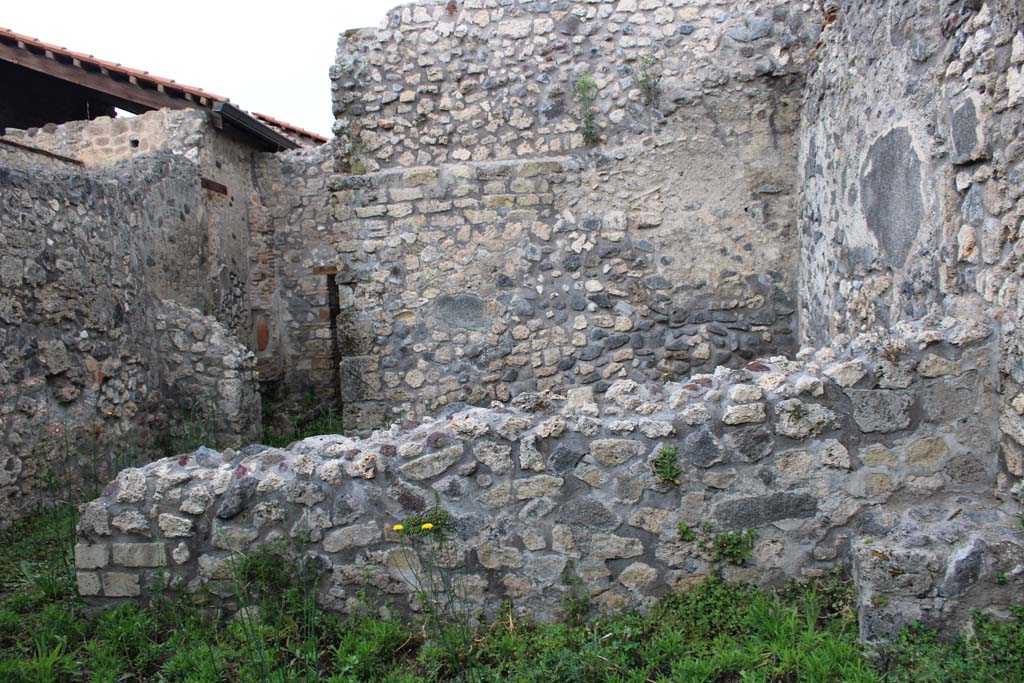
0, 26, 227, 105
252, 112, 328, 145
0, 26, 326, 146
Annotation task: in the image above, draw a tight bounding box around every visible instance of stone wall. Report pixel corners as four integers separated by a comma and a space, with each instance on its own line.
62, 0, 1024, 642
196, 120, 265, 341
255, 119, 800, 429
333, 0, 820, 169
793, 0, 1024, 639
798, 0, 1024, 499
266, 0, 813, 427
0, 153, 259, 526
248, 145, 338, 406
75, 318, 1022, 640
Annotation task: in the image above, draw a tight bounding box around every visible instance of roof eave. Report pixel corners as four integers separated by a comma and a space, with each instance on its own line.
212, 101, 299, 152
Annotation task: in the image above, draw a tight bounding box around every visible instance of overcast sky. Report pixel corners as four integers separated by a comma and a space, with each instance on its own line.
3, 0, 403, 138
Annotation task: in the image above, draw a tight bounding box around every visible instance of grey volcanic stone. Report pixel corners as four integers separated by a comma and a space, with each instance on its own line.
724, 425, 773, 462
713, 493, 818, 529
939, 540, 986, 598
217, 478, 257, 520
949, 97, 987, 164
746, 16, 773, 40
920, 374, 976, 423
685, 427, 723, 468
557, 498, 618, 529
845, 390, 913, 433
548, 445, 584, 473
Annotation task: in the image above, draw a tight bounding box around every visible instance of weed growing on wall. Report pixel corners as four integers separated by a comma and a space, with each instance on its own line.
678, 522, 757, 566
635, 54, 661, 107
559, 560, 592, 625
869, 326, 910, 365
652, 444, 682, 484
390, 503, 479, 679
574, 74, 599, 144
390, 509, 462, 619
712, 528, 757, 565
337, 122, 368, 175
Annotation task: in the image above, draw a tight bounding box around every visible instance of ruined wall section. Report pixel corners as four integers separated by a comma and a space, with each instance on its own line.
0, 140, 81, 169
75, 319, 1022, 640
0, 155, 258, 526
256, 107, 800, 429
1, 109, 260, 341
798, 0, 1024, 497
333, 0, 821, 169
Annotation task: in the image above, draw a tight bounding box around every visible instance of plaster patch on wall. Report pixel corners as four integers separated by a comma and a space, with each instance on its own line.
433, 293, 492, 332
859, 127, 924, 268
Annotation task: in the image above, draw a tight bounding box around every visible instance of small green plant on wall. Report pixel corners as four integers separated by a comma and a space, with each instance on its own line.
653, 444, 682, 484
677, 523, 758, 566
636, 54, 662, 107
574, 74, 599, 144
712, 529, 757, 565
560, 560, 592, 625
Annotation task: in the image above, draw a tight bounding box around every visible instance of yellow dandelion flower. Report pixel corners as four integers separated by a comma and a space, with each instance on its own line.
421, 523, 434, 530
392, 524, 404, 531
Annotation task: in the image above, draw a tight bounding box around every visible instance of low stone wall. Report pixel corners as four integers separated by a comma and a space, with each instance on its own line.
76, 316, 1023, 639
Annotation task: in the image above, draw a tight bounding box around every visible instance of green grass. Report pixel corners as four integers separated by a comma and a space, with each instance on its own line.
875, 610, 1024, 683
2, 508, 1023, 682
